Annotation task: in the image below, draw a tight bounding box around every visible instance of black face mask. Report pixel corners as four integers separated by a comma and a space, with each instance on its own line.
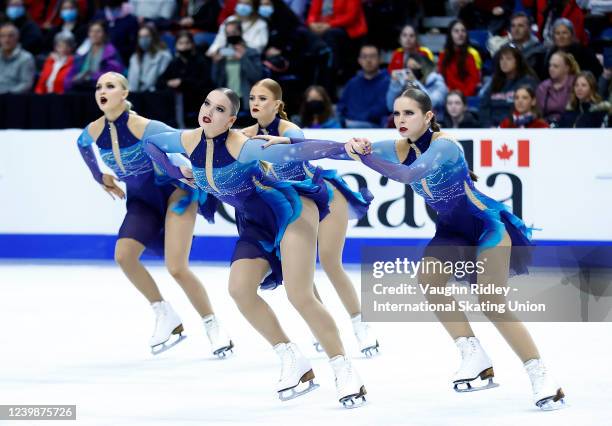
177, 49, 192, 58
412, 68, 423, 80
227, 35, 243, 45
305, 100, 325, 115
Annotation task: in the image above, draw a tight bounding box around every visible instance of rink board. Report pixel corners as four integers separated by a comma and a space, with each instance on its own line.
1, 128, 611, 261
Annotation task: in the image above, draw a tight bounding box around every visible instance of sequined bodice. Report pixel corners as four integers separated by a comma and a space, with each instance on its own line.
258, 116, 313, 181
96, 111, 154, 180
403, 130, 476, 214
189, 130, 268, 210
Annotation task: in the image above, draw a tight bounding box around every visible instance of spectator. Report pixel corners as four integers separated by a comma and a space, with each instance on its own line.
173, 0, 221, 45
211, 19, 264, 110
3, 0, 43, 54
598, 67, 611, 100
499, 85, 550, 128
559, 71, 610, 127
387, 24, 434, 74
129, 0, 175, 20
438, 19, 482, 97
480, 45, 539, 127
536, 50, 580, 125
440, 90, 480, 128
0, 22, 35, 93
64, 21, 124, 92
544, 18, 602, 78
157, 31, 214, 127
503, 12, 547, 80
293, 85, 341, 128
337, 44, 390, 128
92, 0, 139, 64
306, 0, 368, 81
42, 0, 88, 53
207, 0, 268, 55
128, 24, 171, 92
535, 0, 588, 46
34, 32, 74, 94
259, 0, 303, 52
386, 54, 447, 116
25, 0, 88, 30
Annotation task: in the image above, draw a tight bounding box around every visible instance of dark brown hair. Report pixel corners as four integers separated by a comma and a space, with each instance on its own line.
135, 23, 166, 59
491, 44, 537, 93
441, 19, 470, 79
299, 85, 334, 127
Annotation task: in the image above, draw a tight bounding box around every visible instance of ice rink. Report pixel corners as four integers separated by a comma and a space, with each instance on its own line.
1, 261, 610, 426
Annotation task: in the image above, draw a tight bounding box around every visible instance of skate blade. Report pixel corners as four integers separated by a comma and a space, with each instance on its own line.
313, 342, 324, 353
278, 370, 319, 401
361, 341, 380, 358
454, 367, 499, 392
340, 386, 367, 409
213, 340, 234, 359
151, 333, 187, 356
537, 388, 566, 411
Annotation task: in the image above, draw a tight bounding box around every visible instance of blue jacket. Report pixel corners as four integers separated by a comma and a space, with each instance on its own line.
338, 70, 390, 125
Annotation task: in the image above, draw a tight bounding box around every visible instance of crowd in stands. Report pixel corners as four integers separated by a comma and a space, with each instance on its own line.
0, 0, 610, 128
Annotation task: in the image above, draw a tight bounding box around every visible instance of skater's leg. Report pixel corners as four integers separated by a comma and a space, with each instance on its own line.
418, 257, 474, 339
164, 189, 213, 317
313, 283, 323, 304
477, 232, 540, 362
318, 190, 361, 317
228, 258, 290, 346
115, 238, 162, 303
281, 197, 345, 358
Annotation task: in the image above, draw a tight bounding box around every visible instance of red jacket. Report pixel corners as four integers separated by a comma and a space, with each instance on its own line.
34, 54, 74, 94
535, 0, 588, 45
307, 0, 368, 39
499, 115, 550, 128
217, 0, 237, 25
438, 49, 481, 97
26, 0, 88, 27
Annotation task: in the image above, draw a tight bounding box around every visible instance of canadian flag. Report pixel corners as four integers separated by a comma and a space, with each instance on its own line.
480, 139, 530, 167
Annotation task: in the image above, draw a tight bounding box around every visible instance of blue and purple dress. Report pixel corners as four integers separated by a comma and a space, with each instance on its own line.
144, 130, 351, 289
77, 111, 213, 256
360, 129, 532, 277
259, 116, 372, 220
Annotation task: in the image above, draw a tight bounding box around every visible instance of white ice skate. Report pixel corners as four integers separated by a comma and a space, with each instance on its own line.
525, 358, 566, 411
352, 314, 379, 358
203, 314, 234, 358
452, 336, 499, 392
330, 355, 367, 409
274, 342, 319, 401
149, 301, 186, 355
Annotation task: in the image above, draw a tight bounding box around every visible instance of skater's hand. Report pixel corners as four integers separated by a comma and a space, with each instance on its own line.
346, 138, 372, 155
101, 174, 125, 200
179, 166, 197, 189
252, 134, 291, 148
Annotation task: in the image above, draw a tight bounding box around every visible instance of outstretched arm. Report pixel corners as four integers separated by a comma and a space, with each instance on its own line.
237, 136, 351, 163
359, 138, 460, 184
143, 131, 186, 180
77, 127, 103, 184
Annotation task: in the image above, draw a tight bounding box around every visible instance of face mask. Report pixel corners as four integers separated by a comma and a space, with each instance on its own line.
412, 68, 423, 80
177, 49, 192, 58
6, 6, 25, 20
227, 34, 242, 45
60, 9, 78, 22
235, 3, 253, 17
138, 36, 151, 51
258, 5, 274, 18
305, 100, 325, 115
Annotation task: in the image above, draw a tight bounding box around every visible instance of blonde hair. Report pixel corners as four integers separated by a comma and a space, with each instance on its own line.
253, 78, 288, 120
99, 71, 136, 114
551, 51, 580, 76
